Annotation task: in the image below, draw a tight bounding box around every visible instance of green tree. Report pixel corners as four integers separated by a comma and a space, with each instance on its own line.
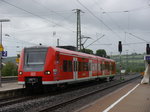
96, 49, 107, 57
79, 49, 93, 54
2, 62, 18, 76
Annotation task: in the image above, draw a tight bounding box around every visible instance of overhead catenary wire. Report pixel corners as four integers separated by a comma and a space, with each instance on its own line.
76, 0, 123, 40
92, 44, 112, 45
1, 0, 74, 32
123, 42, 146, 45
76, 1, 131, 56
127, 33, 148, 42
102, 5, 150, 13
31, 0, 74, 24
85, 35, 105, 48
91, 1, 145, 52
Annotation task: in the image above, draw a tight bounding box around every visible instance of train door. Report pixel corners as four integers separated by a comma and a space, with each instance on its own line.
102, 60, 105, 75
89, 60, 92, 78
73, 57, 78, 80
110, 62, 112, 75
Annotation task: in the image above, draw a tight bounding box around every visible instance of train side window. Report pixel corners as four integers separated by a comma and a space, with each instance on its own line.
98, 63, 101, 71
63, 60, 67, 72
105, 62, 107, 70
92, 63, 95, 71
68, 61, 72, 72
95, 63, 97, 71
108, 63, 110, 71
112, 63, 115, 71
101, 64, 103, 71
103, 63, 105, 70
110, 64, 112, 71
78, 62, 81, 71
86, 62, 89, 71
89, 63, 91, 71
84, 62, 88, 71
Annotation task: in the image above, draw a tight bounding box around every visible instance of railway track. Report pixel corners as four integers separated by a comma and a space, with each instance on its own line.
37, 75, 140, 112
0, 80, 105, 108
0, 96, 34, 107
0, 74, 140, 112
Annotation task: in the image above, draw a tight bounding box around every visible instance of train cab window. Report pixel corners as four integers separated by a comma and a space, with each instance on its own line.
24, 48, 47, 71
25, 51, 46, 65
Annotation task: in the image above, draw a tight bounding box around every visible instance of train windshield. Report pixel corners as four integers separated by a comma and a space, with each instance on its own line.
26, 51, 46, 65
24, 48, 47, 71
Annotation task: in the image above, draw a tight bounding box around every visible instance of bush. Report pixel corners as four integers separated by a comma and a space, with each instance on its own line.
2, 62, 18, 76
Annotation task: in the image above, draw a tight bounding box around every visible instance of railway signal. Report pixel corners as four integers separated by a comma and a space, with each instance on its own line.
118, 41, 122, 80
146, 44, 150, 54
118, 41, 122, 53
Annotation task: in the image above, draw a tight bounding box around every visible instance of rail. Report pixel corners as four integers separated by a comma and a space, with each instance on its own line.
38, 74, 140, 112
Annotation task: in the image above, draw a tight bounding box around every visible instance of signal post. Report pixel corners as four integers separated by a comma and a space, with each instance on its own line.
0, 19, 10, 87
118, 41, 122, 80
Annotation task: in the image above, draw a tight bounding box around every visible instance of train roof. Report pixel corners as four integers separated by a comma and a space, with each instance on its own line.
24, 46, 115, 62
51, 47, 115, 62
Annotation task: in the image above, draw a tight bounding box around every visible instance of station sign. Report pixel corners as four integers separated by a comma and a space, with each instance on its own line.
144, 55, 150, 61
0, 44, 4, 52
2, 51, 7, 57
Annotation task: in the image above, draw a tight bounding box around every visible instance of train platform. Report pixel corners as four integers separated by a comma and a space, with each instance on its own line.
77, 80, 150, 112
0, 82, 23, 92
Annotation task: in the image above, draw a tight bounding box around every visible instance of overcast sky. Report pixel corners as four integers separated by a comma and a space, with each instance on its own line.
0, 0, 150, 56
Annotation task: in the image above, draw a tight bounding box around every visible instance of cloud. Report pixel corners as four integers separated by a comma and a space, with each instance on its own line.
0, 0, 149, 56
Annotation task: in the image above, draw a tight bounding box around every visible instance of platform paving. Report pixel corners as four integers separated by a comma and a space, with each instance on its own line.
77, 80, 150, 112
0, 82, 23, 92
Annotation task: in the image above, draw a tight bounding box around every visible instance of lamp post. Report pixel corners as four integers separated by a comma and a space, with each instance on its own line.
0, 19, 10, 87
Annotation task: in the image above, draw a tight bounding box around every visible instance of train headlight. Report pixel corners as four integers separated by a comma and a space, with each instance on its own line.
19, 71, 23, 75
45, 71, 51, 75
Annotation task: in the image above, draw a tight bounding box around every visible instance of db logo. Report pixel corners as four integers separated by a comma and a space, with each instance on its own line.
31, 72, 36, 76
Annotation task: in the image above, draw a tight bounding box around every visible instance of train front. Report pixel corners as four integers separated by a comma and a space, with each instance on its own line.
18, 46, 53, 88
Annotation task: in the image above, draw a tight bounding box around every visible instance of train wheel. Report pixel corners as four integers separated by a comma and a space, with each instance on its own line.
109, 76, 114, 81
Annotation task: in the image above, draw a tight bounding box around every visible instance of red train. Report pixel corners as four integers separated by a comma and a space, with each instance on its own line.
18, 46, 116, 88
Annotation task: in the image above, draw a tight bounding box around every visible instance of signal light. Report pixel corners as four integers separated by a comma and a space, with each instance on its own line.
118, 41, 122, 53
146, 44, 150, 54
